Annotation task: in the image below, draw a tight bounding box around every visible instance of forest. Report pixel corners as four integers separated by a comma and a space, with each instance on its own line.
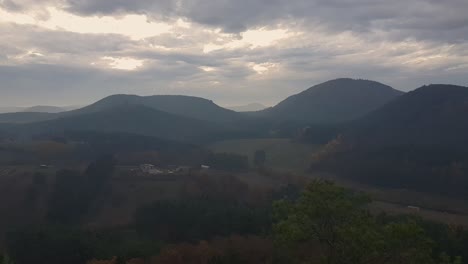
1, 157, 467, 264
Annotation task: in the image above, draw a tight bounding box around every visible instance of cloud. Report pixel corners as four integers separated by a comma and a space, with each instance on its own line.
0, 0, 467, 107
4, 0, 467, 42
55, 0, 468, 43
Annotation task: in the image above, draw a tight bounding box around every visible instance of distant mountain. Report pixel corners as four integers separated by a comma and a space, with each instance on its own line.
0, 105, 76, 123
69, 94, 245, 125
0, 107, 24, 114
227, 103, 267, 112
0, 95, 251, 125
0, 105, 72, 114
0, 112, 58, 123
311, 84, 468, 198
257, 78, 404, 124
349, 84, 468, 149
23, 105, 65, 113
16, 105, 229, 142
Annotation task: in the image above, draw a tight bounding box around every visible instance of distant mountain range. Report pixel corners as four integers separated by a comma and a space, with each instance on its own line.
0, 79, 405, 125
66, 94, 249, 125
23, 105, 67, 113
255, 78, 403, 124
0, 105, 79, 114
2, 78, 468, 198
7, 78, 468, 148
0, 78, 407, 143
0, 107, 24, 114
0, 95, 249, 124
226, 103, 268, 112
16, 104, 229, 142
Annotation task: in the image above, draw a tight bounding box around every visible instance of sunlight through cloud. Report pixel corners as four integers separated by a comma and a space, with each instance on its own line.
0, 6, 172, 40
101, 56, 144, 71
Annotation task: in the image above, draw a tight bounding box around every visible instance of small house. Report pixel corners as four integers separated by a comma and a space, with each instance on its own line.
140, 164, 155, 173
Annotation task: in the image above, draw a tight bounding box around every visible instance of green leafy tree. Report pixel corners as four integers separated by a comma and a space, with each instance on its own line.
273, 180, 435, 264
6, 227, 93, 264
438, 253, 462, 264
0, 254, 14, 264
378, 221, 434, 264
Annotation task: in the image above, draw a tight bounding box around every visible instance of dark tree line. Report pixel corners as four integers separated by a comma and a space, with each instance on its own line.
4, 179, 468, 264
205, 153, 249, 172
134, 198, 271, 243
311, 145, 468, 199
47, 155, 115, 225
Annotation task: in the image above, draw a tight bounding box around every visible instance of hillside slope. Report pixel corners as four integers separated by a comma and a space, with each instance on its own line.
349, 84, 468, 149
0, 95, 249, 125
15, 105, 229, 142
68, 94, 246, 125
312, 84, 468, 198
0, 112, 57, 123
258, 78, 403, 124
23, 106, 65, 113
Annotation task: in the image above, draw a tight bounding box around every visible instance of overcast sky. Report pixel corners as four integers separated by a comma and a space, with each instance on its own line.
0, 0, 467, 107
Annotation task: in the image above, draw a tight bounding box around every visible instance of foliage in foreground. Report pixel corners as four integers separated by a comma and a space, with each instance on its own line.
4, 179, 466, 264
273, 180, 454, 264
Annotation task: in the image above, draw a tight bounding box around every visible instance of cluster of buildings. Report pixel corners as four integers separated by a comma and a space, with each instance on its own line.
139, 164, 210, 175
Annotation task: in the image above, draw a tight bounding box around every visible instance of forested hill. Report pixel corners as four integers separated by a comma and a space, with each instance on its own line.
311, 84, 468, 198
65, 94, 247, 125
14, 104, 229, 142
255, 78, 404, 124
348, 84, 468, 149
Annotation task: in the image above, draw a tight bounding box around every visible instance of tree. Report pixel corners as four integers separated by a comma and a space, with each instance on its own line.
152, 235, 273, 264
6, 227, 93, 264
85, 154, 115, 194
253, 150, 266, 168
438, 253, 462, 264
47, 170, 90, 224
47, 155, 115, 224
273, 180, 435, 264
0, 254, 14, 264
134, 199, 270, 243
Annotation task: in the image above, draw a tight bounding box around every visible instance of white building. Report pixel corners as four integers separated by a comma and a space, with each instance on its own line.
140, 164, 155, 173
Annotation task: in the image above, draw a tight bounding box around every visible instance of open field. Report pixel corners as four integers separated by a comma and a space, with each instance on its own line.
209, 138, 321, 172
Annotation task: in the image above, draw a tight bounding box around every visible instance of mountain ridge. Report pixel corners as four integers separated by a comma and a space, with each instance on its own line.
66, 94, 245, 125
14, 104, 229, 142
226, 103, 268, 112
348, 84, 468, 149
256, 78, 404, 124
